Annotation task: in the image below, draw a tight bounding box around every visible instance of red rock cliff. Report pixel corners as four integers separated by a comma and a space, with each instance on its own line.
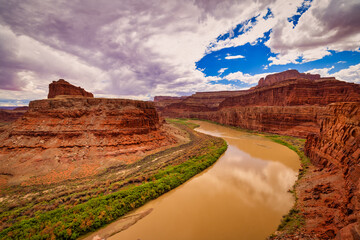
257, 69, 320, 88
220, 78, 360, 107
154, 96, 188, 109
0, 97, 176, 186
0, 108, 28, 123
156, 71, 360, 137
297, 102, 360, 239
154, 70, 360, 238
48, 79, 94, 98
156, 90, 249, 116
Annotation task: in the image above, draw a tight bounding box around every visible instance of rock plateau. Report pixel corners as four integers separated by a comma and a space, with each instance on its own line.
156, 70, 360, 138
256, 69, 320, 88
0, 107, 28, 123
0, 80, 176, 186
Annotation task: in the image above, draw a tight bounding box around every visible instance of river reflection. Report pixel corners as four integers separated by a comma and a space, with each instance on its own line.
107, 121, 300, 240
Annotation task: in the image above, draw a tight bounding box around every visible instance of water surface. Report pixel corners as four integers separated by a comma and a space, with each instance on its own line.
108, 120, 300, 240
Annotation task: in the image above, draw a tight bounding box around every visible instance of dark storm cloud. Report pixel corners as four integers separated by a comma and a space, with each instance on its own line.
312, 0, 360, 45
0, 0, 210, 96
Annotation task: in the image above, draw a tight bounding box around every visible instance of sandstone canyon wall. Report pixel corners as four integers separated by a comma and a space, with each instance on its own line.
156, 70, 360, 137
300, 102, 360, 239
48, 79, 94, 98
220, 78, 360, 107
256, 69, 320, 88
0, 107, 28, 123
155, 69, 360, 239
0, 81, 176, 186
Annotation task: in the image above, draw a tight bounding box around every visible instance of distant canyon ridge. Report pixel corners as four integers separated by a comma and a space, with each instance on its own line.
154, 69, 360, 239
0, 70, 359, 239
155, 69, 360, 138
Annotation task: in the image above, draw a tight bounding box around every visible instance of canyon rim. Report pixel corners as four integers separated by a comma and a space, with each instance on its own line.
154, 70, 360, 239
1, 0, 360, 239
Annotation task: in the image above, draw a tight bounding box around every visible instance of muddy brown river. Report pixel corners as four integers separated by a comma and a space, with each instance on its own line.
89, 121, 300, 240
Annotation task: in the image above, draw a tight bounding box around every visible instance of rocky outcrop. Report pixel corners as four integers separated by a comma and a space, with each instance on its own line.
300, 102, 360, 239
154, 96, 188, 108
154, 70, 360, 238
0, 108, 28, 123
0, 97, 176, 186
256, 69, 320, 88
156, 70, 360, 137
155, 90, 248, 113
209, 106, 323, 137
161, 105, 324, 137
305, 102, 360, 168
48, 79, 94, 98
221, 78, 360, 107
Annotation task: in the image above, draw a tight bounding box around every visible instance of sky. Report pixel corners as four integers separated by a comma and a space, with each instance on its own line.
0, 0, 360, 106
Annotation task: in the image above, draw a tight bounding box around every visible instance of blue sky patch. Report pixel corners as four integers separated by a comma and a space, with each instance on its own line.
263, 8, 274, 20
197, 20, 360, 88
0, 99, 31, 107
197, 1, 357, 90
216, 15, 260, 42
288, 0, 313, 28
209, 79, 251, 88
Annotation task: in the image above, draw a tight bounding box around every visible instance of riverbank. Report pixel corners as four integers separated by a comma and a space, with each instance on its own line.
192, 119, 355, 239
0, 120, 226, 239
182, 118, 313, 238
100, 119, 299, 240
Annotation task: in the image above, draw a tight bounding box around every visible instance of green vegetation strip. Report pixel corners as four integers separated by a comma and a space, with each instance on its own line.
265, 135, 310, 234
0, 131, 227, 239
166, 118, 200, 129
187, 118, 311, 234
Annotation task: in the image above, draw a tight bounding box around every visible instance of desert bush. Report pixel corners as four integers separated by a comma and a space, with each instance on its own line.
0, 139, 227, 239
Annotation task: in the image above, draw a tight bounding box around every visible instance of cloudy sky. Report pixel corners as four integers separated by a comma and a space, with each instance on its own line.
0, 0, 359, 106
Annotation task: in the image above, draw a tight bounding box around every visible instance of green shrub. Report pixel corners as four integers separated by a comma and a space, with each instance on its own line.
0, 138, 227, 240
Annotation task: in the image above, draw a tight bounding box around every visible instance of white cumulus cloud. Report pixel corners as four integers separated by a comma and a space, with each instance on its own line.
225, 55, 245, 60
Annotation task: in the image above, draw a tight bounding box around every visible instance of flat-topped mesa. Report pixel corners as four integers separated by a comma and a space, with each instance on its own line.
154, 96, 189, 109
154, 90, 249, 118
153, 96, 188, 102
257, 69, 320, 88
0, 80, 178, 186
155, 70, 360, 137
0, 108, 28, 123
0, 97, 177, 185
220, 77, 360, 108
48, 79, 94, 98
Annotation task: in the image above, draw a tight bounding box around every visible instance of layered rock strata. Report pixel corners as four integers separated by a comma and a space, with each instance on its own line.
0, 97, 176, 186
155, 90, 248, 113
48, 79, 94, 98
154, 70, 360, 238
188, 105, 325, 137
221, 78, 360, 107
156, 70, 360, 137
0, 107, 28, 123
154, 96, 188, 109
300, 102, 360, 239
0, 107, 29, 134
256, 69, 320, 88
